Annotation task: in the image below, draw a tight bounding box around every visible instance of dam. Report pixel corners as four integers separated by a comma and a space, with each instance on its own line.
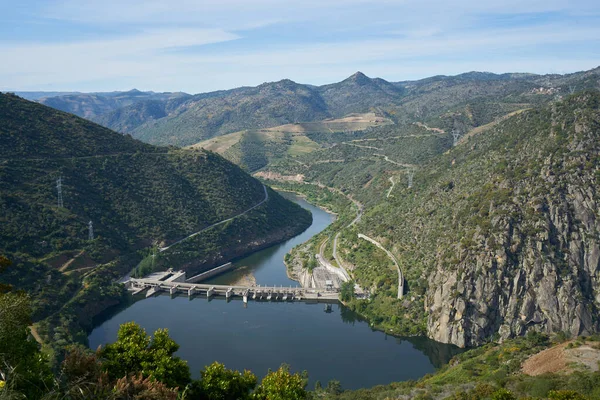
127, 269, 339, 303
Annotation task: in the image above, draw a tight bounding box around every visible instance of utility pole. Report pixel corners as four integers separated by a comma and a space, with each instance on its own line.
452, 129, 461, 147
407, 169, 414, 189
56, 176, 63, 208
88, 221, 94, 240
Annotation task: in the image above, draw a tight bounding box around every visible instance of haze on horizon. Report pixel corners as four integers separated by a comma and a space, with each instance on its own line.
1, 0, 599, 94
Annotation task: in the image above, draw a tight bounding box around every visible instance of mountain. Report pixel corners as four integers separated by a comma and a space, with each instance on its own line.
13, 91, 82, 101
37, 90, 190, 120
0, 92, 311, 349
317, 71, 405, 116
257, 90, 600, 347
32, 68, 599, 149
1, 91, 310, 266
103, 79, 331, 146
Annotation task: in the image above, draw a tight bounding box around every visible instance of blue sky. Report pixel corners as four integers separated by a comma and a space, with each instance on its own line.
1, 0, 599, 93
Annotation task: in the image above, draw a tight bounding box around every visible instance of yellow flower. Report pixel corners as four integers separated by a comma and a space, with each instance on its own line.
0, 380, 6, 389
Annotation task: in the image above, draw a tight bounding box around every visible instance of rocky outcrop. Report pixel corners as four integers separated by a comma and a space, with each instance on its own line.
424, 94, 600, 347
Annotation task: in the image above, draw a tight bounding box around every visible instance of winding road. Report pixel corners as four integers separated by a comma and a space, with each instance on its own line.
358, 233, 404, 299
160, 185, 269, 252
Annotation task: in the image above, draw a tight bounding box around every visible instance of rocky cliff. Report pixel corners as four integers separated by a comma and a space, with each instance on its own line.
424, 93, 600, 347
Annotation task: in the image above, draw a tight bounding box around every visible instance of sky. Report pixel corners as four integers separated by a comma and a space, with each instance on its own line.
1, 0, 599, 94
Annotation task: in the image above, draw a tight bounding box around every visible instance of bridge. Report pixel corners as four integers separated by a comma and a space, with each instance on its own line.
126, 278, 340, 304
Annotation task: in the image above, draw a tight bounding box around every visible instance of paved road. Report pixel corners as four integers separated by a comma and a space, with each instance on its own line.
358, 233, 404, 299
160, 185, 269, 252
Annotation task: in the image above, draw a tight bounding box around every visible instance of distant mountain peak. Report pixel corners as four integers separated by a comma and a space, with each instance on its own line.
347, 71, 370, 82
126, 88, 143, 94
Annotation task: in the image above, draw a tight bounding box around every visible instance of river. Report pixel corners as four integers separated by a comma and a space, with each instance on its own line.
89, 192, 461, 390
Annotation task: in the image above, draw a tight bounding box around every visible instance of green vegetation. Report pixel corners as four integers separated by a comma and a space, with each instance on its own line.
191, 113, 390, 172
0, 291, 308, 399
5, 69, 600, 398
257, 90, 600, 347
321, 333, 600, 399
0, 93, 310, 361
340, 280, 355, 302
3, 290, 599, 399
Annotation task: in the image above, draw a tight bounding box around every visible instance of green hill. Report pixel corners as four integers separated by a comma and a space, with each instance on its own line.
191, 112, 393, 171
0, 92, 311, 351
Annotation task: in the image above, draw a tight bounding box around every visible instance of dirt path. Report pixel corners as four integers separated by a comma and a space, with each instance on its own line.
64, 265, 97, 275
59, 250, 84, 272
29, 325, 43, 344
413, 122, 446, 134
386, 177, 395, 198
462, 109, 530, 141
342, 142, 383, 151
373, 153, 416, 169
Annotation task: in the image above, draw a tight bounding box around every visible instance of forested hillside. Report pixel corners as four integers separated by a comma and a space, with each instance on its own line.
258, 91, 600, 348
0, 92, 311, 354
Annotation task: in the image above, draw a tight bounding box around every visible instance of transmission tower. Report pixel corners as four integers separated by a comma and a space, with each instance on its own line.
88, 221, 94, 240
56, 177, 63, 208
407, 169, 414, 189
452, 129, 461, 147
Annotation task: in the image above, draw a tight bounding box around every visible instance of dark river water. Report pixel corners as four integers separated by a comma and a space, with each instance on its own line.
89, 192, 461, 390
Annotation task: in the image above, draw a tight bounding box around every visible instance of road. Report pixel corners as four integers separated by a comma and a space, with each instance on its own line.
386, 177, 395, 198
342, 142, 383, 151
160, 185, 269, 252
373, 153, 416, 169
358, 233, 403, 299
58, 250, 85, 272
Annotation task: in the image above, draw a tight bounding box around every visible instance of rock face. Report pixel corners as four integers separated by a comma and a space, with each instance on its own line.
424, 93, 600, 347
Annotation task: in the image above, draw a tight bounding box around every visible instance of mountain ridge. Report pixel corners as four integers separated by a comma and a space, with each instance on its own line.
26, 66, 599, 148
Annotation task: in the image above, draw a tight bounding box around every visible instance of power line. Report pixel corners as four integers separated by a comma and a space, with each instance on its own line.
452, 129, 461, 146
56, 176, 63, 208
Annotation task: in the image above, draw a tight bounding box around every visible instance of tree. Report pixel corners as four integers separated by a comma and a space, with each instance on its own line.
491, 388, 516, 400
253, 365, 307, 400
0, 255, 12, 293
100, 322, 191, 389
547, 390, 588, 400
191, 362, 257, 400
0, 290, 52, 399
340, 281, 355, 302
325, 380, 343, 395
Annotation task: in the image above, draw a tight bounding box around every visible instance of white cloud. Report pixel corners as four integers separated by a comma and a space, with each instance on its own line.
1, 0, 598, 92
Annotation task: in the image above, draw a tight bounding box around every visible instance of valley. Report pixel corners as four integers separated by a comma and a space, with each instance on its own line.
2, 65, 600, 399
